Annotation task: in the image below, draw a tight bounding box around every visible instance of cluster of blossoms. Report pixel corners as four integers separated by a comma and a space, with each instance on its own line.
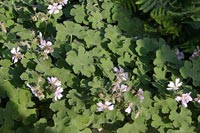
47, 77, 63, 101
27, 77, 63, 101
11, 47, 24, 63
96, 66, 144, 114
166, 78, 200, 107
112, 66, 129, 94
38, 32, 54, 59
48, 0, 68, 14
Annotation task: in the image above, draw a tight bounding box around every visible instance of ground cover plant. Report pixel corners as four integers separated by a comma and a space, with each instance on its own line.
0, 0, 200, 132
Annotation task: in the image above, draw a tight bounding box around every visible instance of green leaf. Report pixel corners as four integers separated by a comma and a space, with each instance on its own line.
35, 58, 51, 74
0, 59, 12, 67
84, 30, 102, 48
63, 21, 86, 39
70, 5, 88, 24
153, 66, 167, 81
135, 38, 164, 56
10, 25, 33, 40
66, 46, 95, 77
88, 11, 104, 29
99, 58, 115, 80
153, 45, 183, 69
88, 76, 108, 95
117, 117, 147, 133
56, 23, 67, 41
20, 69, 40, 83
104, 25, 121, 42
169, 107, 192, 128
101, 0, 115, 23
66, 89, 86, 113
69, 114, 91, 131
180, 58, 200, 86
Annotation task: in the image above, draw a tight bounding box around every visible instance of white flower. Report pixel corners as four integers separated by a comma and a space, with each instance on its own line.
175, 92, 192, 107
47, 77, 61, 87
39, 40, 54, 54
54, 87, 63, 101
191, 46, 200, 58
60, 0, 68, 6
38, 32, 54, 57
175, 49, 184, 60
112, 83, 128, 93
11, 47, 23, 63
26, 83, 45, 99
137, 88, 144, 102
167, 78, 182, 91
125, 106, 131, 114
48, 3, 62, 14
194, 97, 200, 103
97, 101, 114, 112
112, 82, 120, 92
121, 84, 128, 92
125, 102, 134, 114
113, 66, 128, 81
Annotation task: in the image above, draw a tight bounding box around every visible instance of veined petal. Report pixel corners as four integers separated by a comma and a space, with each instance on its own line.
175, 96, 182, 101
11, 48, 16, 54
48, 9, 54, 14
168, 82, 175, 88
54, 9, 59, 14
48, 5, 53, 9
177, 82, 182, 87
125, 106, 131, 114
46, 41, 52, 46
16, 47, 20, 52
53, 3, 58, 6
57, 5, 62, 10
97, 107, 103, 112
13, 58, 18, 63
175, 78, 180, 85
182, 102, 188, 107
166, 87, 173, 90
113, 67, 118, 72
105, 101, 112, 106
108, 105, 114, 110
97, 102, 103, 107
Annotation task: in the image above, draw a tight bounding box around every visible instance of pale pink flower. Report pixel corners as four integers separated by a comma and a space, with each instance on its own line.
167, 78, 182, 91
121, 84, 128, 92
125, 102, 134, 114
175, 49, 184, 60
60, 0, 68, 6
97, 101, 114, 112
137, 88, 144, 102
194, 97, 200, 104
113, 66, 128, 81
38, 32, 54, 55
191, 46, 200, 58
48, 3, 62, 14
11, 47, 23, 63
47, 77, 61, 87
112, 82, 120, 92
26, 83, 45, 99
125, 106, 131, 114
175, 92, 192, 107
54, 87, 63, 101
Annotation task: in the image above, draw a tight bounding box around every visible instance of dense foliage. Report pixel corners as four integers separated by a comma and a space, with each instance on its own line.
0, 0, 200, 132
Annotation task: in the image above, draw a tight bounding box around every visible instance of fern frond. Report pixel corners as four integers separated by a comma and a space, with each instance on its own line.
112, 0, 138, 12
